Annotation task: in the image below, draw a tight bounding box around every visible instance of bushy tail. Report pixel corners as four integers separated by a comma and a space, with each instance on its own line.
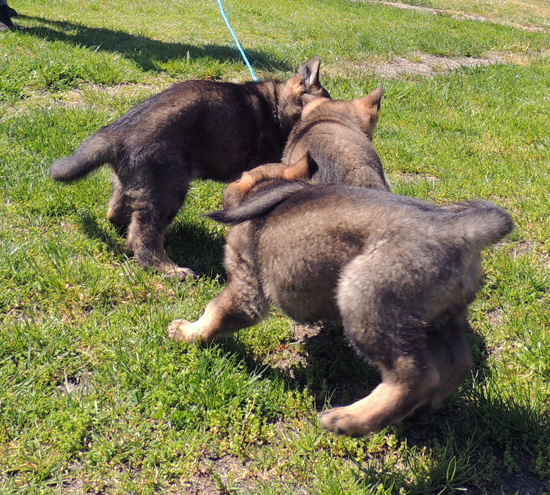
443, 200, 514, 250
207, 182, 309, 225
50, 132, 116, 182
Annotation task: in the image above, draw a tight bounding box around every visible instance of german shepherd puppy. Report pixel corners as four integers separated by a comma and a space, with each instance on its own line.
168, 155, 513, 436
50, 57, 330, 280
282, 85, 390, 190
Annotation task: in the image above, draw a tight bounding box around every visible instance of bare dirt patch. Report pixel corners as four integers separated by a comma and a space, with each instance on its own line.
57, 371, 94, 396
464, 468, 550, 495
268, 323, 323, 377
326, 50, 537, 79
390, 171, 439, 184
355, 0, 549, 32
375, 52, 506, 77
291, 322, 324, 342
182, 453, 309, 495
485, 307, 505, 329
182, 455, 254, 495
512, 240, 550, 269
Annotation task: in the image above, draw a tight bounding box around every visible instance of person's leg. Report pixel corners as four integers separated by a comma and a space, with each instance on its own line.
0, 1, 16, 30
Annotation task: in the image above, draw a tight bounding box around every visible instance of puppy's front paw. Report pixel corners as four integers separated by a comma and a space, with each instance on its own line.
173, 267, 198, 282
319, 407, 370, 438
167, 319, 200, 342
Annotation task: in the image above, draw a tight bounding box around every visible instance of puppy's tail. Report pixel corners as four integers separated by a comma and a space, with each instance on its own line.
50, 131, 116, 182
207, 182, 309, 225
444, 200, 513, 250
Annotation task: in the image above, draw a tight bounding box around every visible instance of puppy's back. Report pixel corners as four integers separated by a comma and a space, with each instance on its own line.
212, 185, 512, 251
210, 184, 512, 322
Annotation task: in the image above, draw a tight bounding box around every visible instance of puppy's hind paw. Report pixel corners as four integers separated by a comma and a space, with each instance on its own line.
167, 319, 200, 343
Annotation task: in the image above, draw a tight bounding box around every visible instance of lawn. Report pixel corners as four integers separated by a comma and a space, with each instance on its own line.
1, 0, 549, 493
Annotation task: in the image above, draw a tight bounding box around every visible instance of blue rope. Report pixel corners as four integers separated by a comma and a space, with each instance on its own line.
217, 0, 259, 81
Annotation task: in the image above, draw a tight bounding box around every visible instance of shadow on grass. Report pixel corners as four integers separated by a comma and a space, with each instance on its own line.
214, 322, 376, 408
19, 15, 291, 74
77, 211, 128, 257
77, 213, 226, 279
218, 321, 550, 492
222, 320, 490, 415
281, 322, 382, 408
392, 392, 550, 494
165, 222, 226, 279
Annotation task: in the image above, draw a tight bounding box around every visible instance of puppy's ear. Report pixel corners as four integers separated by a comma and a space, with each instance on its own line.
353, 85, 383, 138
358, 84, 383, 112
283, 152, 318, 180
297, 56, 321, 90
297, 56, 330, 97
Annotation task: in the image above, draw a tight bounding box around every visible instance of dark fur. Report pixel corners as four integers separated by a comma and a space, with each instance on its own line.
169, 158, 513, 436
282, 85, 390, 190
50, 57, 330, 280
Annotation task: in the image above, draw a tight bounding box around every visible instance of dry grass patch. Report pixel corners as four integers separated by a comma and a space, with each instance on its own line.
3, 82, 172, 119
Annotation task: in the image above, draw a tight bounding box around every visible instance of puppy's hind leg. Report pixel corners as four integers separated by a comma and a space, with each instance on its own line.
414, 312, 472, 418
107, 176, 133, 231
128, 199, 194, 281
321, 255, 441, 436
437, 325, 472, 405
320, 354, 441, 436
126, 153, 195, 281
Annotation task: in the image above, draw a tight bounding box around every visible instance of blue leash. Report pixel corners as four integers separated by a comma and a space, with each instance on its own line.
217, 0, 259, 81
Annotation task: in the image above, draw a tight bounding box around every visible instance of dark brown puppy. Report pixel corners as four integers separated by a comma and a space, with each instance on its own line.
282, 86, 389, 190
168, 156, 513, 436
50, 57, 329, 280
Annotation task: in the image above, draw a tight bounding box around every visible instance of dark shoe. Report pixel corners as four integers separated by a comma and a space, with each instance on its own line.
0, 5, 15, 30
8, 6, 18, 17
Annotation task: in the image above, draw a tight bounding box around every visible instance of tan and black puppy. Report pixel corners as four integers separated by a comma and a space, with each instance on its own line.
50, 57, 330, 280
168, 155, 513, 437
282, 86, 390, 190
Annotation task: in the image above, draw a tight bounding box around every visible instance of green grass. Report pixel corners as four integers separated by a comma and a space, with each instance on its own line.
1, 0, 550, 493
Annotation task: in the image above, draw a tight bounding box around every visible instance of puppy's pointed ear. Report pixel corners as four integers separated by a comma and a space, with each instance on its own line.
297, 56, 330, 97
297, 56, 321, 90
353, 85, 383, 139
358, 84, 383, 112
283, 152, 318, 180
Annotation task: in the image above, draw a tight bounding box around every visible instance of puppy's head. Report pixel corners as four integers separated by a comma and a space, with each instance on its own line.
300, 85, 383, 140
223, 154, 318, 210
301, 93, 331, 119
